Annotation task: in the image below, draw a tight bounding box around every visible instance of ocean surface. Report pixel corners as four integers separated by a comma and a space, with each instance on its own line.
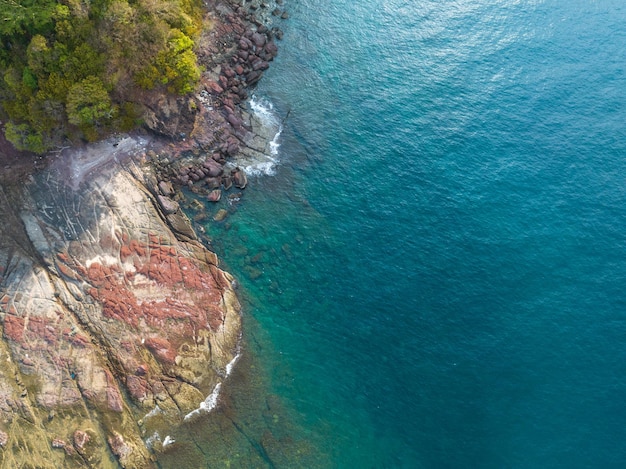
182, 1, 626, 467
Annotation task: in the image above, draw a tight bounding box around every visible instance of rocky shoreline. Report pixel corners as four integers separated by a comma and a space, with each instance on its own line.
141, 0, 289, 205
0, 0, 288, 467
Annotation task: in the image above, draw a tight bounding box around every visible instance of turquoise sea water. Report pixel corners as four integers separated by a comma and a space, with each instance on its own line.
191, 1, 626, 467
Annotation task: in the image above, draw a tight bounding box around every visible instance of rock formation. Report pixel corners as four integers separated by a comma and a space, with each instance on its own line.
141, 0, 284, 195
0, 136, 241, 468
0, 0, 290, 465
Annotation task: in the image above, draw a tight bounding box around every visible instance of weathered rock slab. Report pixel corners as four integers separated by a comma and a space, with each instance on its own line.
0, 136, 241, 468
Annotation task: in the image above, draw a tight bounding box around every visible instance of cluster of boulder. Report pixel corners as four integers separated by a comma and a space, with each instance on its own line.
158, 0, 284, 208
206, 26, 279, 105
176, 157, 247, 204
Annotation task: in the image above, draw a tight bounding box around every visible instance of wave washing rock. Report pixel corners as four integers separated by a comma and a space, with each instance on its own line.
0, 136, 241, 468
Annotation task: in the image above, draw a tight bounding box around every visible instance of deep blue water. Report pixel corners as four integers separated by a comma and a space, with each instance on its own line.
202, 1, 626, 467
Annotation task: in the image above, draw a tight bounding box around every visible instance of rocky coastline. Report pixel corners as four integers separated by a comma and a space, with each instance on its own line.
0, 0, 288, 467
141, 0, 288, 201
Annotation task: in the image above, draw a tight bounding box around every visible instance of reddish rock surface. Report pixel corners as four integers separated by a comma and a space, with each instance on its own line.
0, 137, 241, 468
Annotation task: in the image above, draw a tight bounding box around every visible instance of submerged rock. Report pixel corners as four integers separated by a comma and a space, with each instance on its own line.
208, 189, 222, 202
214, 209, 229, 222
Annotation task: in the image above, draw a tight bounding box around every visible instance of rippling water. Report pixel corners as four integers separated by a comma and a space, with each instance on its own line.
182, 1, 626, 467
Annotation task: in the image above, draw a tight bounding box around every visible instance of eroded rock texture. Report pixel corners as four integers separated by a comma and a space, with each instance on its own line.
0, 137, 241, 468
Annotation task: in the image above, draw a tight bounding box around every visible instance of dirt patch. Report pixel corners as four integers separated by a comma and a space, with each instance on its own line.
0, 124, 42, 185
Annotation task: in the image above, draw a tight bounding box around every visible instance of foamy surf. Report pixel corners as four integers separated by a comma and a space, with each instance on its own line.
249, 95, 280, 130
183, 382, 222, 421
233, 95, 283, 176
142, 405, 163, 421
145, 431, 175, 450
225, 352, 241, 377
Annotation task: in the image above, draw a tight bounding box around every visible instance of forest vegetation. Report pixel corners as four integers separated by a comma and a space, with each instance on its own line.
0, 0, 204, 152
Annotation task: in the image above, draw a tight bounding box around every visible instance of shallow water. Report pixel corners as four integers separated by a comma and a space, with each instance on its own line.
178, 0, 626, 467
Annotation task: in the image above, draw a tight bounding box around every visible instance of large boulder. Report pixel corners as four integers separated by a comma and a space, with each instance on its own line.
141, 94, 197, 139
231, 167, 248, 189
202, 159, 224, 178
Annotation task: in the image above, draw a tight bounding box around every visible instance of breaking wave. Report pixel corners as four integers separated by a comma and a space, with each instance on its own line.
240, 95, 283, 176
183, 382, 222, 421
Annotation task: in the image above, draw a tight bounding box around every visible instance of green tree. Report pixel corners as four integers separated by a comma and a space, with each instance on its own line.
0, 0, 204, 153
26, 34, 49, 72
4, 121, 45, 153
157, 29, 200, 94
0, 0, 56, 38
66, 76, 113, 127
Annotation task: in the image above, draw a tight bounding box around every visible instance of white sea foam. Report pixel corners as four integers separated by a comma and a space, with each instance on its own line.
143, 405, 163, 420
145, 431, 175, 450
239, 95, 283, 176
201, 382, 221, 412
250, 96, 279, 126
225, 352, 241, 377
145, 431, 160, 449
183, 382, 222, 421
246, 160, 278, 177
269, 128, 282, 157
